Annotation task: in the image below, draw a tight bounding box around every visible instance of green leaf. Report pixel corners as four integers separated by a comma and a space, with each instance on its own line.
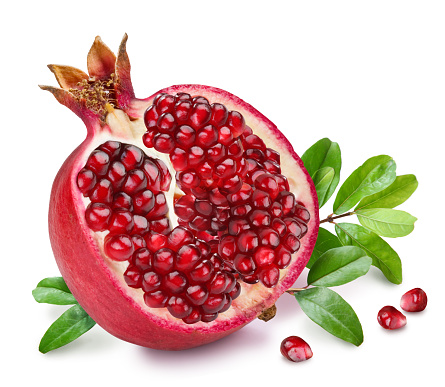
301, 138, 341, 207
335, 223, 403, 284
32, 277, 77, 305
307, 246, 372, 287
295, 287, 364, 346
356, 208, 417, 237
39, 304, 96, 353
333, 155, 397, 214
307, 227, 343, 269
312, 167, 336, 208
355, 174, 418, 210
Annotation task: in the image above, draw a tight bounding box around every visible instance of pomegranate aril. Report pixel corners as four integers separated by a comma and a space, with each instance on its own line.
189, 260, 214, 283
168, 226, 194, 251
149, 217, 171, 235
133, 248, 153, 271
104, 234, 134, 261
155, 94, 175, 114
193, 96, 209, 104
99, 140, 122, 158
228, 282, 241, 299
189, 103, 211, 129
175, 125, 196, 148
207, 143, 226, 163
196, 124, 218, 147
234, 254, 256, 276
133, 189, 155, 215
90, 179, 113, 203
85, 202, 111, 231
194, 199, 213, 216
144, 106, 159, 129
146, 193, 168, 219
186, 284, 209, 306
106, 161, 126, 189
86, 150, 110, 176
176, 244, 202, 271
120, 145, 143, 170
157, 112, 176, 133
377, 306, 407, 330
227, 139, 244, 159
400, 288, 427, 312
259, 265, 280, 287
131, 235, 146, 250
265, 148, 280, 163
142, 271, 162, 293
254, 173, 279, 200
218, 235, 238, 260
258, 228, 280, 248
167, 296, 192, 319
124, 265, 142, 288
226, 110, 245, 137
201, 313, 218, 323
253, 246, 276, 267
145, 232, 167, 251
152, 248, 175, 275
209, 103, 228, 127
294, 204, 311, 223
162, 271, 188, 294
174, 195, 197, 222
218, 174, 242, 194
108, 210, 134, 234
170, 147, 188, 171
219, 294, 232, 313
208, 272, 229, 294
283, 233, 301, 253
133, 215, 149, 235
252, 189, 271, 209
218, 126, 233, 145
122, 169, 147, 195
144, 290, 168, 308
280, 336, 313, 363
77, 168, 97, 195
153, 133, 175, 153
188, 146, 205, 167
176, 170, 201, 190
201, 294, 225, 314
275, 246, 292, 269
174, 100, 192, 122
182, 308, 201, 324
284, 218, 302, 238
249, 209, 271, 227
237, 230, 259, 253
214, 158, 237, 179
243, 134, 266, 151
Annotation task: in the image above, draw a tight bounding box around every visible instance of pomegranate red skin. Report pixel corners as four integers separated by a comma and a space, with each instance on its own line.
45, 36, 319, 350
400, 288, 427, 312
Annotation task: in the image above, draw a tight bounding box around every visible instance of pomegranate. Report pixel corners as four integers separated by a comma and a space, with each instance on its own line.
280, 336, 313, 362
41, 35, 318, 350
377, 306, 407, 330
400, 288, 428, 312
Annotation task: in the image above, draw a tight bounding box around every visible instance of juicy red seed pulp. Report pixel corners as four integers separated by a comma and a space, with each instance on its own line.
78, 142, 238, 324
377, 306, 407, 330
280, 336, 313, 363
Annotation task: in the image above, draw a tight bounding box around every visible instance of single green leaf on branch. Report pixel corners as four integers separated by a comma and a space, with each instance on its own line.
294, 287, 364, 346
355, 208, 417, 237
307, 246, 372, 287
307, 227, 342, 268
355, 174, 418, 210
333, 155, 397, 214
301, 138, 341, 208
312, 167, 336, 208
32, 277, 77, 305
39, 304, 96, 354
335, 222, 403, 284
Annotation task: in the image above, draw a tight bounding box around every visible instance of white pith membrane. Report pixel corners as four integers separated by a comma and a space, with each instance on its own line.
73, 88, 317, 330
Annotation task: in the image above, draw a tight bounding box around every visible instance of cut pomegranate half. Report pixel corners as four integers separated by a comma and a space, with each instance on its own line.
41, 34, 319, 350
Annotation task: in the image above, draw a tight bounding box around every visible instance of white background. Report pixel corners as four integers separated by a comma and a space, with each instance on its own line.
2, 1, 444, 385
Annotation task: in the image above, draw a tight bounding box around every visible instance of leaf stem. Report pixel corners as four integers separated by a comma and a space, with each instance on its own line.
320, 211, 355, 224
286, 287, 308, 295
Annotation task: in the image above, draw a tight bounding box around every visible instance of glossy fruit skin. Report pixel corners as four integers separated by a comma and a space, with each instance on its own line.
400, 288, 427, 312
45, 35, 319, 350
377, 306, 407, 330
280, 336, 313, 362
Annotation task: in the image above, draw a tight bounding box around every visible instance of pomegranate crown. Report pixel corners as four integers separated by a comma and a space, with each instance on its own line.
39, 34, 135, 124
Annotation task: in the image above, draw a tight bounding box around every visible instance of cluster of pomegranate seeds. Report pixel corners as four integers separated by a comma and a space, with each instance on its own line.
142, 92, 310, 288
77, 141, 240, 323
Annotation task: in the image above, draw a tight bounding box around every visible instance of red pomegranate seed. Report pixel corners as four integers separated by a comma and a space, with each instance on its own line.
170, 148, 188, 171
133, 189, 155, 215
259, 265, 280, 287
124, 265, 142, 288
377, 306, 407, 330
258, 228, 280, 248
145, 232, 167, 251
162, 271, 188, 294
201, 294, 225, 314
400, 288, 428, 312
175, 244, 201, 272
168, 226, 194, 251
208, 272, 229, 294
188, 146, 205, 167
104, 234, 134, 261
144, 290, 168, 308
77, 168, 97, 195
226, 111, 245, 137
189, 103, 211, 129
196, 124, 218, 147
167, 296, 192, 319
280, 336, 313, 363
236, 230, 259, 253
153, 133, 175, 153
207, 143, 226, 163
174, 100, 192, 122
157, 113, 176, 133
182, 308, 201, 324
144, 105, 159, 129
175, 125, 196, 148
122, 169, 147, 195
90, 179, 113, 203
275, 246, 292, 269
131, 235, 146, 250
106, 161, 126, 189
234, 254, 256, 276
155, 94, 175, 114
86, 150, 110, 176
146, 193, 168, 218
253, 246, 276, 267
189, 260, 214, 283
142, 271, 162, 293
218, 126, 233, 145
99, 140, 122, 158
133, 248, 153, 271
85, 202, 112, 231
186, 284, 209, 306
209, 103, 228, 127
120, 145, 143, 170
152, 248, 175, 275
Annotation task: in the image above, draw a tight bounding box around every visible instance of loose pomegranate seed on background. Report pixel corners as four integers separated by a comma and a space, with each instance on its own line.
280, 336, 313, 362
377, 306, 407, 330
400, 288, 428, 312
